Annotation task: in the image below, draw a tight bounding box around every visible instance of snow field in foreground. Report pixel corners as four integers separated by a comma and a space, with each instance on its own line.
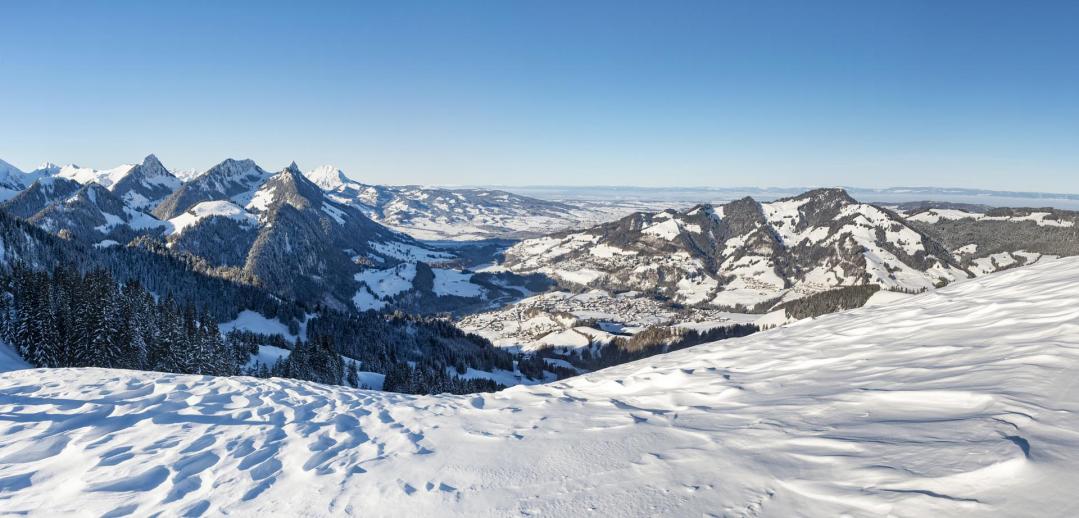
1, 257, 1078, 516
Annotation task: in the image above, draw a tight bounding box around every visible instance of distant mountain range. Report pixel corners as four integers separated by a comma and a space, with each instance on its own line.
2, 153, 1076, 326
0, 155, 559, 313
302, 165, 585, 240
501, 188, 968, 310
492, 185, 1079, 210
2, 152, 1079, 393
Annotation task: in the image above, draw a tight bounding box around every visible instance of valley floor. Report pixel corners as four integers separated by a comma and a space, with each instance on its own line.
2, 258, 1079, 516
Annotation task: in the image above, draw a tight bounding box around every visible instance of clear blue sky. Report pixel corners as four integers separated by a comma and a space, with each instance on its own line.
1, 1, 1077, 191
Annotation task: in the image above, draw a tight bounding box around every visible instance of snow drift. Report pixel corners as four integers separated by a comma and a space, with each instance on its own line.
1, 257, 1078, 516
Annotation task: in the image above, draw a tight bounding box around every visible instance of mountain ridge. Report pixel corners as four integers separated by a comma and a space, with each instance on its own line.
502, 188, 969, 310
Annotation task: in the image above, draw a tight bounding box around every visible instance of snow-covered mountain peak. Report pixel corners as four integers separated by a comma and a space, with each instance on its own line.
56, 162, 136, 189
32, 162, 61, 174
110, 154, 182, 210
0, 158, 24, 176
214, 158, 261, 177
247, 162, 330, 213
0, 159, 29, 200
139, 154, 167, 174
170, 167, 204, 182
305, 164, 355, 191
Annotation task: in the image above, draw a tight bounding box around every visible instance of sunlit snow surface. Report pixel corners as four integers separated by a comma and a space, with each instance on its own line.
2, 258, 1079, 516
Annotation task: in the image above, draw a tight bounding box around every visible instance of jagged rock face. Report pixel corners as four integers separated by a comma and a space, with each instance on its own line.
0, 177, 83, 219
110, 155, 181, 210
503, 188, 970, 309
153, 158, 270, 220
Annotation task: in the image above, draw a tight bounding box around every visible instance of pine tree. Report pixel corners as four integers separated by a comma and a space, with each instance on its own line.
94, 287, 123, 369
151, 296, 183, 372
346, 360, 359, 387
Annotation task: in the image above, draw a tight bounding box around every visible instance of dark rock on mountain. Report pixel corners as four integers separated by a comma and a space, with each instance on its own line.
110, 154, 181, 210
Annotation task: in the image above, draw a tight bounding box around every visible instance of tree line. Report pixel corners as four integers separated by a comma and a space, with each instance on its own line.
0, 209, 518, 394
533, 323, 758, 372
0, 263, 510, 395
1, 264, 241, 375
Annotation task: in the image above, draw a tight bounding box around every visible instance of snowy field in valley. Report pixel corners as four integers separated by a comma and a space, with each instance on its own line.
1, 258, 1078, 516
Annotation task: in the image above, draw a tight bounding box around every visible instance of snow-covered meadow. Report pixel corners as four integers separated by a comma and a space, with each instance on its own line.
1, 257, 1078, 516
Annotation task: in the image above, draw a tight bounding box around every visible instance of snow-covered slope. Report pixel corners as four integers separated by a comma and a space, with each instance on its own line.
2, 257, 1077, 516
0, 158, 29, 201
166, 200, 257, 236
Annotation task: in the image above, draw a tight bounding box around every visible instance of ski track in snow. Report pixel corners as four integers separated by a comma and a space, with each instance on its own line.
2, 258, 1079, 516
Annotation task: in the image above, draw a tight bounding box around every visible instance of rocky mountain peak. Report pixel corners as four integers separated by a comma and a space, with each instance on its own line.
140, 154, 167, 173
0, 158, 23, 175
33, 162, 61, 174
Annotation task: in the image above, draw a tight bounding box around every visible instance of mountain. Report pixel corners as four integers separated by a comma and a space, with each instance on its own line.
0, 176, 83, 219
902, 204, 1079, 275
0, 157, 180, 248
23, 162, 62, 185
55, 162, 136, 188
240, 163, 412, 305
305, 164, 353, 191
152, 158, 272, 220
164, 200, 260, 267
110, 154, 182, 210
27, 182, 165, 244
0, 156, 499, 312
170, 167, 204, 182
2, 255, 1077, 516
0, 199, 524, 399
152, 162, 463, 309
502, 188, 968, 310
1, 155, 180, 211
305, 165, 582, 240
0, 159, 27, 200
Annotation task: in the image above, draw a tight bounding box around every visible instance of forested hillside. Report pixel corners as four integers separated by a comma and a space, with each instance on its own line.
0, 210, 517, 394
